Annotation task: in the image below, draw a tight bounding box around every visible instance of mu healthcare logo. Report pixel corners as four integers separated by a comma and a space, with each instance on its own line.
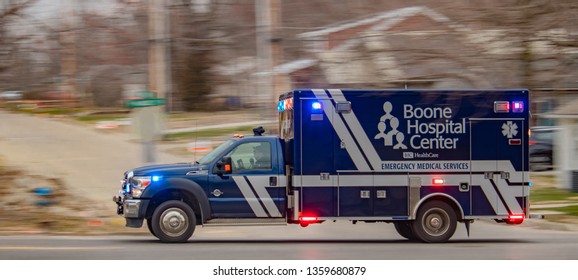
374, 101, 407, 149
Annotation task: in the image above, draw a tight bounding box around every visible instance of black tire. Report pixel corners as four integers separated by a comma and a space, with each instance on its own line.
146, 218, 156, 237
151, 200, 196, 243
394, 222, 416, 240
411, 200, 457, 243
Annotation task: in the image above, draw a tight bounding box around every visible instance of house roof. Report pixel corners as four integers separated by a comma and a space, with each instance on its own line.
273, 59, 318, 74
297, 6, 457, 40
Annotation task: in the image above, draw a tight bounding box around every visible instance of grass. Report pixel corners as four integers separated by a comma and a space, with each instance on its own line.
530, 187, 578, 204
74, 114, 129, 123
1, 103, 82, 116
549, 205, 578, 216
529, 174, 578, 217
163, 125, 257, 141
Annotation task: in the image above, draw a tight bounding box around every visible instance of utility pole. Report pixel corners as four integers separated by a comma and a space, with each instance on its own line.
255, 0, 282, 120
255, 0, 272, 119
60, 0, 77, 99
148, 0, 168, 103
270, 0, 282, 114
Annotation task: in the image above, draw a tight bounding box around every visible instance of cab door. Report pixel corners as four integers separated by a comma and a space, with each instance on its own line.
208, 140, 285, 218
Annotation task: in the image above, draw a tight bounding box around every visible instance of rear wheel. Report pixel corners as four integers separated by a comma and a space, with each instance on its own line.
151, 200, 196, 243
146, 218, 156, 237
411, 201, 457, 243
394, 222, 416, 240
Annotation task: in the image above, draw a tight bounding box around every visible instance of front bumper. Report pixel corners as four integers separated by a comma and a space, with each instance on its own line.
113, 194, 146, 219
113, 194, 149, 228
123, 199, 141, 218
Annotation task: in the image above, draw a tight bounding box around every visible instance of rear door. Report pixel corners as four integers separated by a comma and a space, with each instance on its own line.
471, 118, 526, 216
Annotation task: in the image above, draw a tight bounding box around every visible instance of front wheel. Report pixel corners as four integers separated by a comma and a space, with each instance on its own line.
151, 200, 196, 243
411, 201, 457, 243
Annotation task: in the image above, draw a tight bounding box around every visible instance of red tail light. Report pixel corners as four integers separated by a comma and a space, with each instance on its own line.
432, 178, 444, 185
507, 214, 525, 224
300, 216, 318, 222
299, 215, 318, 228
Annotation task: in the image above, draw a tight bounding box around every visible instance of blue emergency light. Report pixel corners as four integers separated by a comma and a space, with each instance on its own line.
312, 102, 322, 110
277, 98, 294, 112
512, 101, 524, 112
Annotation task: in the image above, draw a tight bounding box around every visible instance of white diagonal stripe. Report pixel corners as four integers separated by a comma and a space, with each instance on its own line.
312, 89, 370, 171
247, 176, 282, 217
494, 178, 524, 214
232, 176, 267, 217
328, 89, 382, 170
474, 175, 508, 215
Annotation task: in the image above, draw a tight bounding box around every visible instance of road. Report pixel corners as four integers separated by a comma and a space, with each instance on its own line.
1, 220, 578, 259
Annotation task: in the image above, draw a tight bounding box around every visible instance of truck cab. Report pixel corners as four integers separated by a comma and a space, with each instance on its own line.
114, 131, 289, 242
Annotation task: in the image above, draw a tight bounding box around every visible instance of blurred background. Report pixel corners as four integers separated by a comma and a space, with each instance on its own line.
1, 0, 578, 234
1, 0, 576, 112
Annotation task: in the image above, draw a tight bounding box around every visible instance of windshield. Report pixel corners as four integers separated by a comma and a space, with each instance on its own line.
197, 139, 237, 165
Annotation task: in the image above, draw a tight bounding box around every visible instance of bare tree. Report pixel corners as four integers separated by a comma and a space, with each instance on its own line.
0, 0, 38, 78
170, 1, 231, 111
434, 0, 578, 89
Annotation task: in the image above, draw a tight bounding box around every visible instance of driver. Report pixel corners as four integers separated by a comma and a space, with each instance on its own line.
252, 144, 271, 169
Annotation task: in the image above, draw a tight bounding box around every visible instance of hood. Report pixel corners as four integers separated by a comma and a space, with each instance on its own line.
131, 162, 209, 176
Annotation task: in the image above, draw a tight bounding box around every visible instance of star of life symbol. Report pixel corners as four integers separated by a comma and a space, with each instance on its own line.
375, 101, 407, 149
502, 121, 518, 138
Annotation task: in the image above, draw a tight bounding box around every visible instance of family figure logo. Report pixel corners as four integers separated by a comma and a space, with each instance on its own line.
375, 101, 407, 149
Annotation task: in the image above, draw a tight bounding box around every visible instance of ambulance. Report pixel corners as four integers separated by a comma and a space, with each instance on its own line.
114, 89, 534, 243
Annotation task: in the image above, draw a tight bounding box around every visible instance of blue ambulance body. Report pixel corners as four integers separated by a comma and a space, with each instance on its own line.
114, 89, 532, 243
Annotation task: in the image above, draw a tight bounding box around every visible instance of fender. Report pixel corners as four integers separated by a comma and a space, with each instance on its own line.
142, 177, 211, 222
411, 193, 465, 220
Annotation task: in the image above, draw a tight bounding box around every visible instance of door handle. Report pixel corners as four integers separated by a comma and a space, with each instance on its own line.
269, 176, 277, 186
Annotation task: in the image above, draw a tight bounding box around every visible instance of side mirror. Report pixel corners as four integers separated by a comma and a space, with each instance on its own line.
215, 156, 232, 175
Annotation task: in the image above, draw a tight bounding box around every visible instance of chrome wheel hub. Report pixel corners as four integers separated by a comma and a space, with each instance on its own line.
423, 208, 448, 236
160, 208, 188, 237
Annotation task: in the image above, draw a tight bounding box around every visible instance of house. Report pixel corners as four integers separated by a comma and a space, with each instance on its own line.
544, 95, 578, 192
213, 5, 578, 124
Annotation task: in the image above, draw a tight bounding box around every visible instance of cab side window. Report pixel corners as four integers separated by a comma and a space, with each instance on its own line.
225, 142, 271, 173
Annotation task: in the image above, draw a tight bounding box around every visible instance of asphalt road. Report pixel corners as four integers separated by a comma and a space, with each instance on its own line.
1, 220, 578, 260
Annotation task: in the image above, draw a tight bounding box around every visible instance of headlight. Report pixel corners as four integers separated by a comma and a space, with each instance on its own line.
130, 176, 154, 198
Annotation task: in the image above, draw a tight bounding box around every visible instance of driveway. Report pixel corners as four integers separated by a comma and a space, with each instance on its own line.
0, 110, 191, 217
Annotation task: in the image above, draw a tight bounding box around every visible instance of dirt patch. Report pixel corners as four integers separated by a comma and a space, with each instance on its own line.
0, 161, 128, 235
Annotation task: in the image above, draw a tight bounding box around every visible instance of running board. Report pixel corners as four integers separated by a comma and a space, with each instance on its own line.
203, 218, 287, 227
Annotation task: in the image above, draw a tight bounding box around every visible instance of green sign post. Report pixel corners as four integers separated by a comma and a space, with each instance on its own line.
126, 95, 166, 163
125, 98, 166, 108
